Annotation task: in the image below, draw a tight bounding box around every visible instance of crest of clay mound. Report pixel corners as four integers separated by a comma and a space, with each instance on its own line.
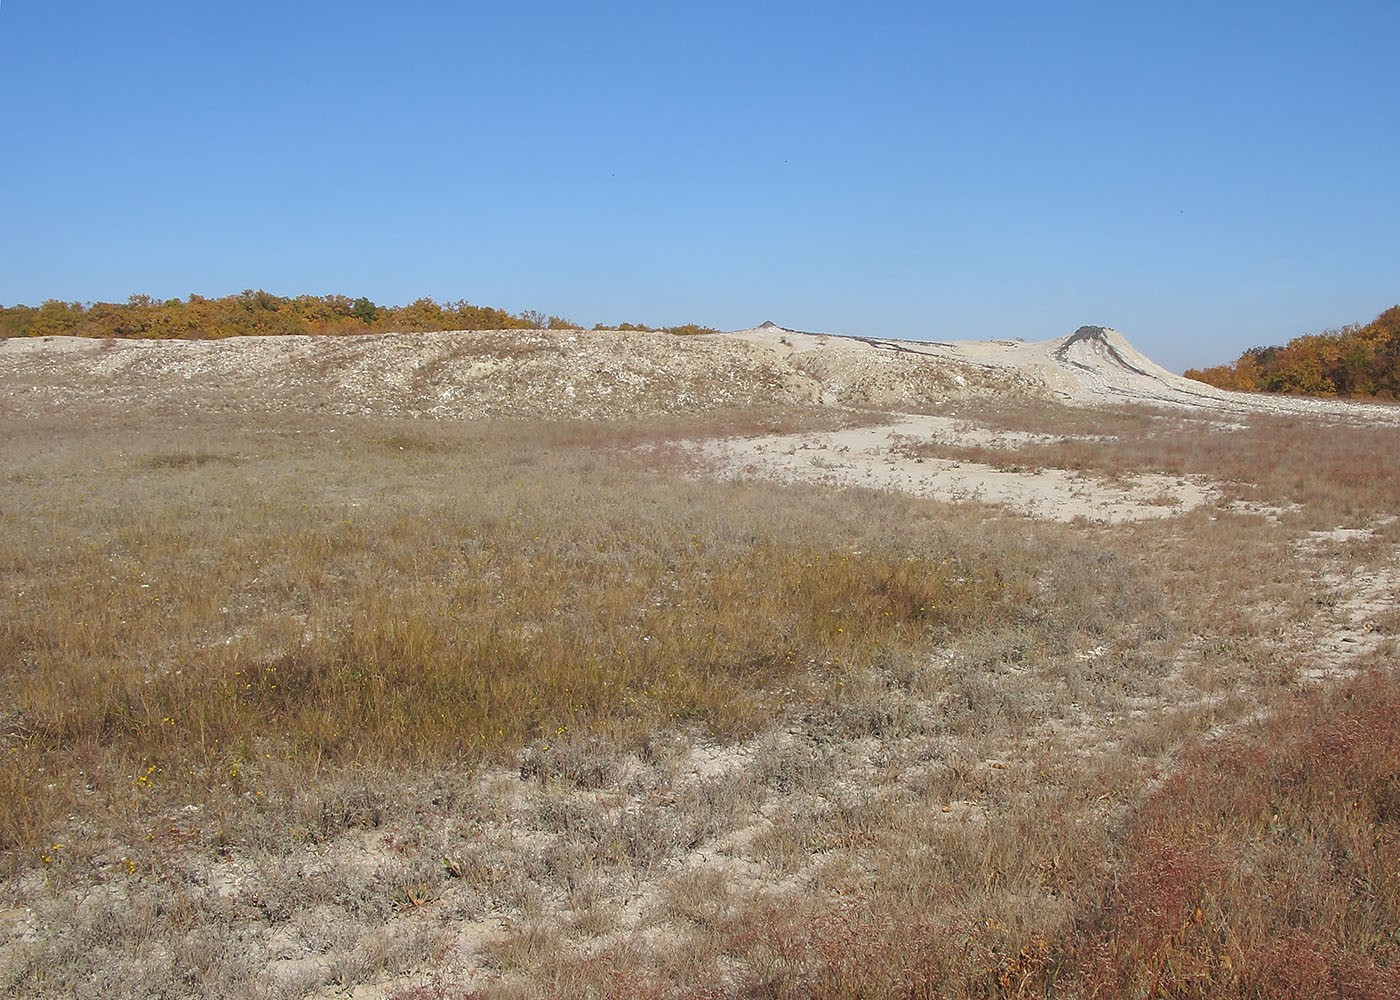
3, 322, 1397, 422
1044, 325, 1223, 404
718, 321, 1399, 418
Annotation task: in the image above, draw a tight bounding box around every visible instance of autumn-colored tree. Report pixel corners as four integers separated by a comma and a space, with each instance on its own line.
26, 300, 83, 337
665, 323, 722, 336
1185, 305, 1400, 400
0, 292, 596, 341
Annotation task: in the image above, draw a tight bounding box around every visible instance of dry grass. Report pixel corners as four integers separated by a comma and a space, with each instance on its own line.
936, 399, 1169, 438
901, 404, 1400, 523
1, 413, 1013, 856
1, 391, 1395, 999
1050, 666, 1400, 999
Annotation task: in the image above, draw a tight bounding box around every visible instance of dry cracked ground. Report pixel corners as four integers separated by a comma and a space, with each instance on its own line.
1, 325, 1397, 998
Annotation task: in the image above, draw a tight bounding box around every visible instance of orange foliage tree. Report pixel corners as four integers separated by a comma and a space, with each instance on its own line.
0, 291, 563, 340
0, 292, 721, 342
1186, 305, 1400, 400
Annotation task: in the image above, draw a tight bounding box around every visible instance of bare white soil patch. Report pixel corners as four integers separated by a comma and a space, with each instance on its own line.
688, 414, 1216, 523
1296, 519, 1400, 682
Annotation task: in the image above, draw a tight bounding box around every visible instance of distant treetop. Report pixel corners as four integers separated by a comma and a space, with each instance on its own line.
1185, 305, 1400, 400
0, 291, 720, 342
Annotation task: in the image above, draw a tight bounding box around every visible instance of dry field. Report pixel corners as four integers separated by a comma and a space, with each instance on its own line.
1, 327, 1397, 998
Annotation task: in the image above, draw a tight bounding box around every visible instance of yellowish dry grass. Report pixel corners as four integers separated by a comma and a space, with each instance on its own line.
1, 394, 1395, 1000
0, 412, 1016, 854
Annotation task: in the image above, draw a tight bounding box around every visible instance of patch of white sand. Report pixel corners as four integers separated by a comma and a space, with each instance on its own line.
692, 414, 1217, 523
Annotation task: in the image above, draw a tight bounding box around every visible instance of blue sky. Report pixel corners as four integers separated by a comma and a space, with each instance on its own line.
1, 1, 1395, 371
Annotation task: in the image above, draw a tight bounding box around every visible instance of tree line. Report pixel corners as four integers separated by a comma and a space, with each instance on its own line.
0, 291, 720, 340
1185, 305, 1400, 400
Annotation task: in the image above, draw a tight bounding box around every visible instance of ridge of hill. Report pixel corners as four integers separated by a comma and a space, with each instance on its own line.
5, 322, 1399, 424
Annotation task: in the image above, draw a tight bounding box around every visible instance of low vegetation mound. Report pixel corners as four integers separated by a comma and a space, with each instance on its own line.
1185, 305, 1400, 399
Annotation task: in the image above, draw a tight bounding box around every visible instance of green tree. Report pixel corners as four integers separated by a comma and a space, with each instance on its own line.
351, 296, 379, 326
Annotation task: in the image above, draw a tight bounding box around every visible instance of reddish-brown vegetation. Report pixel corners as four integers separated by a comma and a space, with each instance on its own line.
1051, 666, 1400, 999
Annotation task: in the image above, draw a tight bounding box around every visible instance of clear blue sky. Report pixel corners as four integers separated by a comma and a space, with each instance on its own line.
1, 1, 1396, 371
